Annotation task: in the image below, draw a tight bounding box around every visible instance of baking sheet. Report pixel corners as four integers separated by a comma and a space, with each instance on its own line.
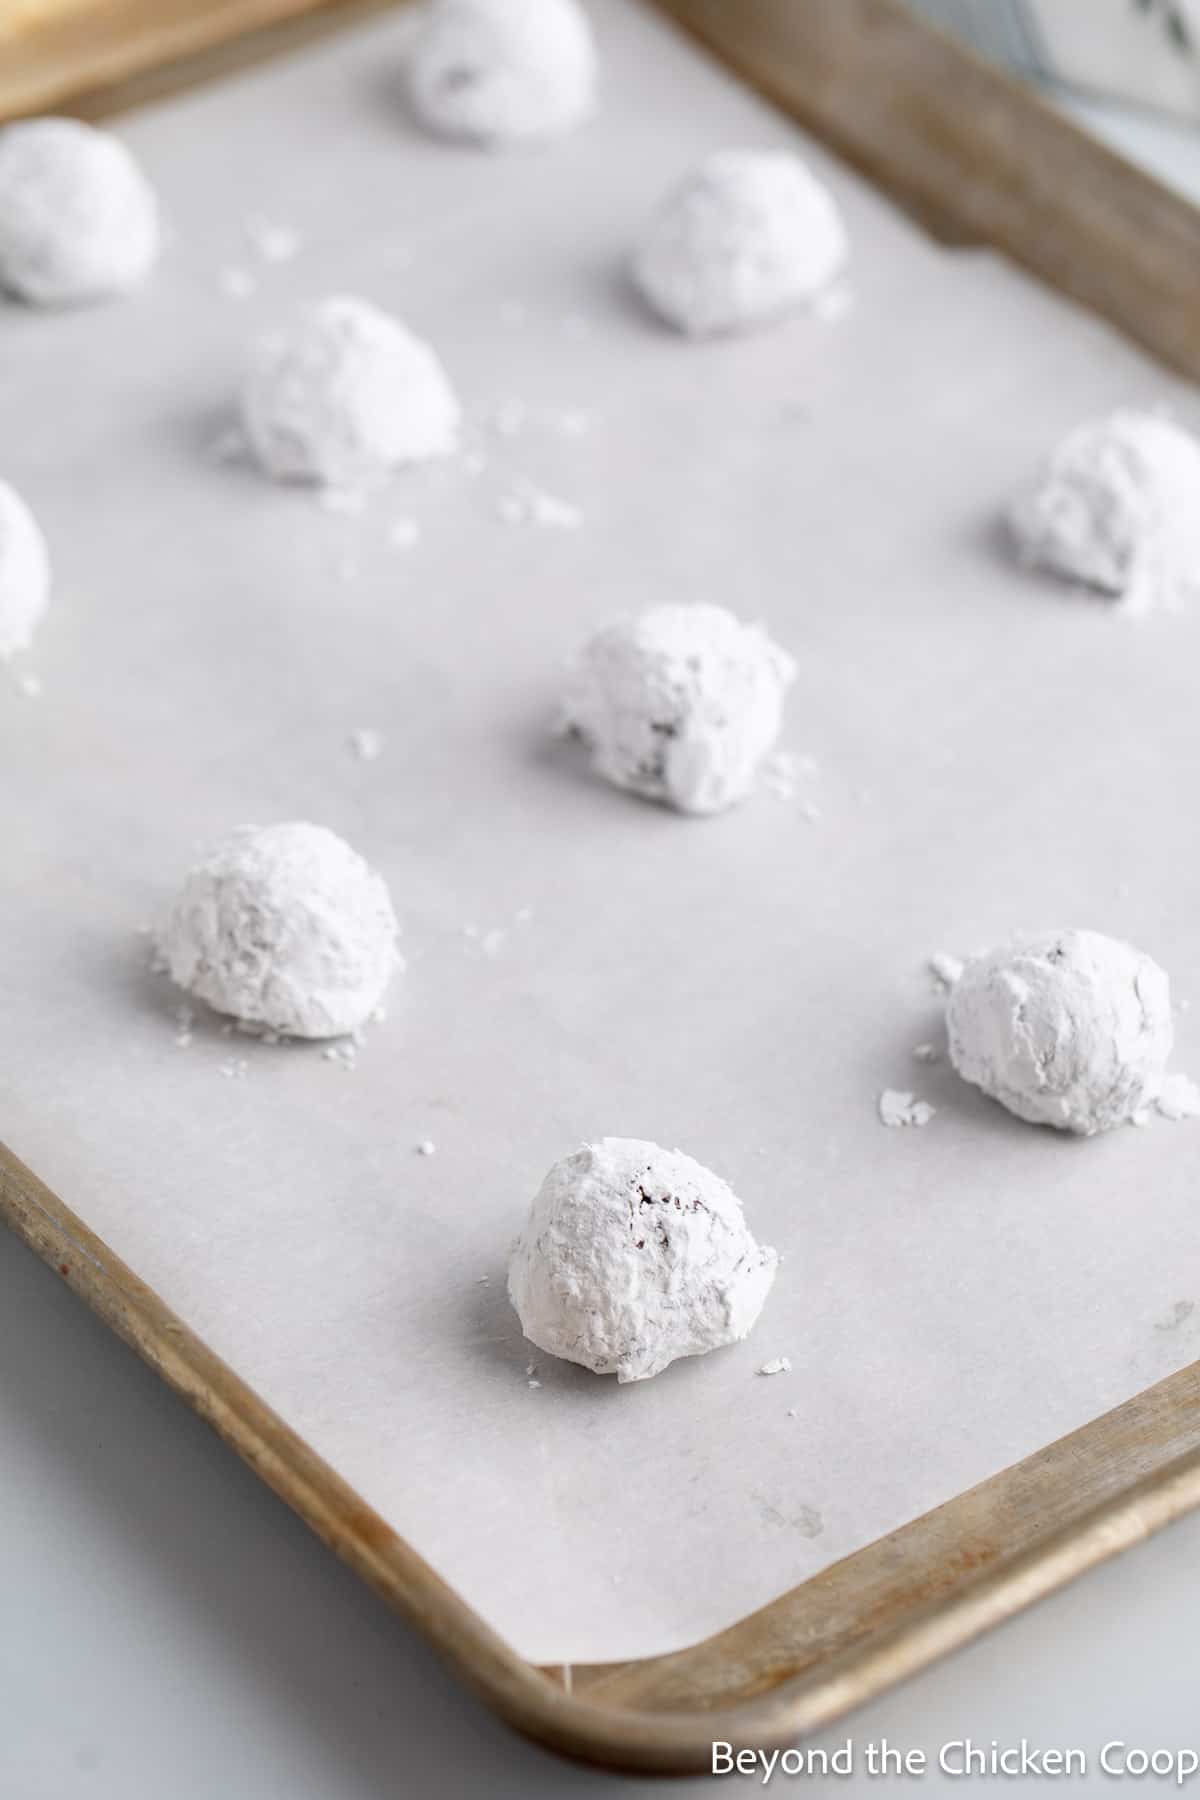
4, 0, 1200, 1668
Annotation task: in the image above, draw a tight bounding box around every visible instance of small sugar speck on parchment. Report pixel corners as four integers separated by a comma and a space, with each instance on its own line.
218, 266, 255, 300
758, 1356, 792, 1376
1156, 1073, 1200, 1121
928, 951, 964, 992
348, 728, 385, 763
879, 1089, 934, 1128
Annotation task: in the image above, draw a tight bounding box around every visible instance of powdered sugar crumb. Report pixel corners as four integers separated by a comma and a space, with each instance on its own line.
758, 1356, 792, 1376
929, 951, 965, 992
219, 1057, 249, 1080
912, 1042, 941, 1064
218, 266, 256, 301
763, 748, 819, 803
348, 728, 385, 763
497, 484, 582, 529
415, 1139, 436, 1157
244, 215, 301, 264
1156, 1073, 1200, 1121
879, 1088, 935, 1128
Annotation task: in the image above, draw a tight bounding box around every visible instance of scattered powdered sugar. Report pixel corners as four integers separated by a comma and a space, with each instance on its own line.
1156, 1072, 1200, 1121
878, 1089, 935, 1128
322, 1039, 358, 1071
348, 727, 385, 762
508, 1137, 777, 1382
463, 922, 507, 956
928, 952, 965, 992
244, 215, 301, 264
219, 1057, 249, 1080
218, 266, 256, 301
482, 400, 593, 442
758, 1356, 792, 1376
911, 1042, 941, 1064
763, 748, 820, 803
562, 602, 795, 816
173, 1004, 194, 1049
810, 280, 855, 323
415, 1139, 437, 1157
497, 484, 582, 529
163, 821, 399, 1039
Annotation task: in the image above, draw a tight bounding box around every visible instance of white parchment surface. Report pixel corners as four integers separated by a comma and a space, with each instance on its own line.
3, 0, 1200, 1665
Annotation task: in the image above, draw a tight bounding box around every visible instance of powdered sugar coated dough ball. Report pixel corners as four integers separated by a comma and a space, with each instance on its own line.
241, 297, 460, 487
1009, 410, 1200, 611
164, 822, 399, 1039
406, 0, 595, 145
508, 1138, 777, 1382
0, 118, 159, 305
633, 148, 847, 337
562, 602, 795, 815
946, 929, 1172, 1135
0, 482, 50, 659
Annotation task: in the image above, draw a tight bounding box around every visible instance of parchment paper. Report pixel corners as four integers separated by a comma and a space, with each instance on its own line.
3, 0, 1200, 1666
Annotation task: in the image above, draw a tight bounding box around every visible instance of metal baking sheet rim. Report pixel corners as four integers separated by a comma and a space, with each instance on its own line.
5, 0, 1200, 1773
8, 1140, 1200, 1772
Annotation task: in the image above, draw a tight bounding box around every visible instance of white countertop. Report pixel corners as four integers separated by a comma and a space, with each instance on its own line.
5, 78, 1200, 1800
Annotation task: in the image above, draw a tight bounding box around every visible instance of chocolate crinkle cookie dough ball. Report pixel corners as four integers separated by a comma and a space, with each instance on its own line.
561, 601, 795, 815
241, 296, 460, 488
0, 118, 159, 306
405, 0, 596, 146
632, 148, 848, 337
508, 1138, 778, 1382
0, 482, 50, 658
946, 929, 1172, 1135
163, 822, 399, 1039
1009, 410, 1200, 612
